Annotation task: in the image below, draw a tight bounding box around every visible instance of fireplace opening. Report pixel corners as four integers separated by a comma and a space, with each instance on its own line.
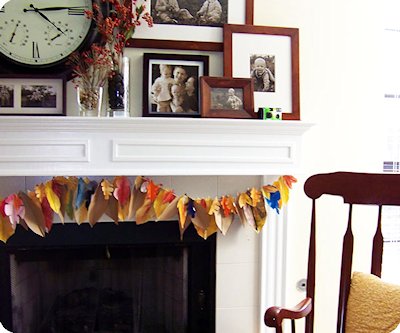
0, 222, 216, 333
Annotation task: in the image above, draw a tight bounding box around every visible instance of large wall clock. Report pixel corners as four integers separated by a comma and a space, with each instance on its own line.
0, 0, 98, 75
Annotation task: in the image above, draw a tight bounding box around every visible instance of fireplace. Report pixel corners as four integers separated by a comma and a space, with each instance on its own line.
0, 222, 216, 333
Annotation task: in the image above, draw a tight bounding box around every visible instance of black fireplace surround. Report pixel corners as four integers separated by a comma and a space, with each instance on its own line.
0, 221, 216, 333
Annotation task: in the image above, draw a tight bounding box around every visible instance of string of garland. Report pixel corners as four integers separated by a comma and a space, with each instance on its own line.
0, 175, 297, 243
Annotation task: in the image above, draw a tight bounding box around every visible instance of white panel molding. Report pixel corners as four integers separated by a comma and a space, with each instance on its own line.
0, 117, 313, 176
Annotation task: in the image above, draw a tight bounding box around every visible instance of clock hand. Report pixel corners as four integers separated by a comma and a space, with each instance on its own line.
23, 6, 85, 12
25, 4, 66, 36
9, 22, 20, 43
50, 33, 62, 41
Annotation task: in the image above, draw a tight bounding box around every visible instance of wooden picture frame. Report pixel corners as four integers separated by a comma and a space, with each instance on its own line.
0, 75, 66, 116
223, 24, 300, 120
143, 53, 209, 117
200, 76, 256, 119
128, 0, 254, 51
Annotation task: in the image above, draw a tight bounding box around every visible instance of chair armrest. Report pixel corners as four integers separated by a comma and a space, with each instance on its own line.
264, 297, 312, 328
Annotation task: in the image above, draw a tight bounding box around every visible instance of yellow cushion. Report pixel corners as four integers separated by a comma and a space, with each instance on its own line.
345, 272, 400, 333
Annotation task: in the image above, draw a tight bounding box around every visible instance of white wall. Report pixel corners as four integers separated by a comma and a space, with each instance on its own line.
255, 0, 385, 332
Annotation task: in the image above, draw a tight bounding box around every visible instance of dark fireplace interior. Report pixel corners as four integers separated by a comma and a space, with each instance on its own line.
0, 222, 216, 333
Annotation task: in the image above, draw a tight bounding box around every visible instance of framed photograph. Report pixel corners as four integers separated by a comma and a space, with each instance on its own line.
200, 76, 256, 118
129, 0, 254, 51
143, 53, 209, 117
0, 75, 66, 116
223, 24, 300, 120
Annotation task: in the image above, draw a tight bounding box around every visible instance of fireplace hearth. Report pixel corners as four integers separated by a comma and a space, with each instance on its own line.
0, 222, 216, 333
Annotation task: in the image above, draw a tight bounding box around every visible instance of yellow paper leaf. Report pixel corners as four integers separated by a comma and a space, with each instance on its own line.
101, 179, 114, 200
250, 188, 262, 207
45, 181, 61, 214
35, 183, 46, 203
238, 192, 252, 208
208, 197, 220, 215
177, 195, 188, 229
253, 200, 267, 233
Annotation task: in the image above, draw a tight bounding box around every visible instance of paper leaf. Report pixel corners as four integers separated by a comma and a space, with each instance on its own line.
177, 195, 188, 229
238, 192, 252, 208
105, 195, 119, 224
282, 175, 297, 189
208, 197, 220, 215
155, 196, 179, 221
128, 186, 146, 220
4, 194, 24, 227
88, 184, 109, 227
146, 180, 160, 201
250, 188, 262, 207
34, 183, 46, 203
135, 197, 155, 225
243, 205, 256, 230
41, 197, 54, 232
191, 200, 210, 231
45, 180, 61, 214
101, 179, 114, 200
114, 176, 131, 221
114, 176, 131, 206
19, 191, 46, 237
153, 188, 176, 219
253, 200, 267, 233
221, 195, 235, 217
0, 212, 14, 243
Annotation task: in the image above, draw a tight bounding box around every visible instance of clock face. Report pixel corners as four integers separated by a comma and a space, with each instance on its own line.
0, 0, 93, 67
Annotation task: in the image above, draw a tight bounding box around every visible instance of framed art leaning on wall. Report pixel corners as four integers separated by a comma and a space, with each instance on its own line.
142, 53, 209, 117
200, 76, 256, 119
223, 24, 300, 120
0, 75, 66, 116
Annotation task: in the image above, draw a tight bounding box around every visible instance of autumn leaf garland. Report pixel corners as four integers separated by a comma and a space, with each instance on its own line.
0, 175, 296, 243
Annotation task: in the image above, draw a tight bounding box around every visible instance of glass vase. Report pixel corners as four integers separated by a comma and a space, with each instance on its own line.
107, 56, 130, 117
77, 86, 103, 117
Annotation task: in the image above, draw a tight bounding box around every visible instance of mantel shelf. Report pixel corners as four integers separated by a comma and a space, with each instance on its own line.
0, 117, 313, 176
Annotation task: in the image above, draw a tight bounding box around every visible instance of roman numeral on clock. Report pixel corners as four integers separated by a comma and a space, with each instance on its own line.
68, 7, 85, 15
32, 41, 40, 58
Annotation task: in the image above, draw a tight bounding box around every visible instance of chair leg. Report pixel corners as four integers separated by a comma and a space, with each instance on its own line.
291, 319, 295, 333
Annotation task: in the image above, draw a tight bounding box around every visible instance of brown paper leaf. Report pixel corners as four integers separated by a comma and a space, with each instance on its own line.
191, 201, 210, 231
105, 195, 119, 224
128, 186, 146, 220
135, 197, 156, 225
253, 200, 267, 233
74, 205, 88, 225
156, 196, 179, 221
19, 192, 46, 237
88, 184, 108, 227
243, 204, 256, 230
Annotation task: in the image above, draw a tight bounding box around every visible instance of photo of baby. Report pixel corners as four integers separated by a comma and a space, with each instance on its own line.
250, 54, 276, 92
152, 0, 228, 27
210, 87, 244, 110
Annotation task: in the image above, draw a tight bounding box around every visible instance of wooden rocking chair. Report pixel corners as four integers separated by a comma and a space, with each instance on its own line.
264, 172, 400, 333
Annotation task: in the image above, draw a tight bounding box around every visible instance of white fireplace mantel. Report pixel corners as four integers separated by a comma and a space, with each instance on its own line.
0, 117, 312, 176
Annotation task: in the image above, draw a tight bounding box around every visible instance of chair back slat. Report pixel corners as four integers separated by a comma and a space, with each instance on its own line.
336, 205, 354, 333
371, 205, 384, 277
305, 199, 316, 333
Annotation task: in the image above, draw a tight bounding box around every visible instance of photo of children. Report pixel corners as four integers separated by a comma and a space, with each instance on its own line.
150, 63, 201, 114
250, 54, 276, 92
210, 87, 244, 110
152, 0, 227, 27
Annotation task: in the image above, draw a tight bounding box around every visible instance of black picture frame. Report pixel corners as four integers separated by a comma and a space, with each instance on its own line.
0, 74, 66, 116
143, 53, 209, 117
